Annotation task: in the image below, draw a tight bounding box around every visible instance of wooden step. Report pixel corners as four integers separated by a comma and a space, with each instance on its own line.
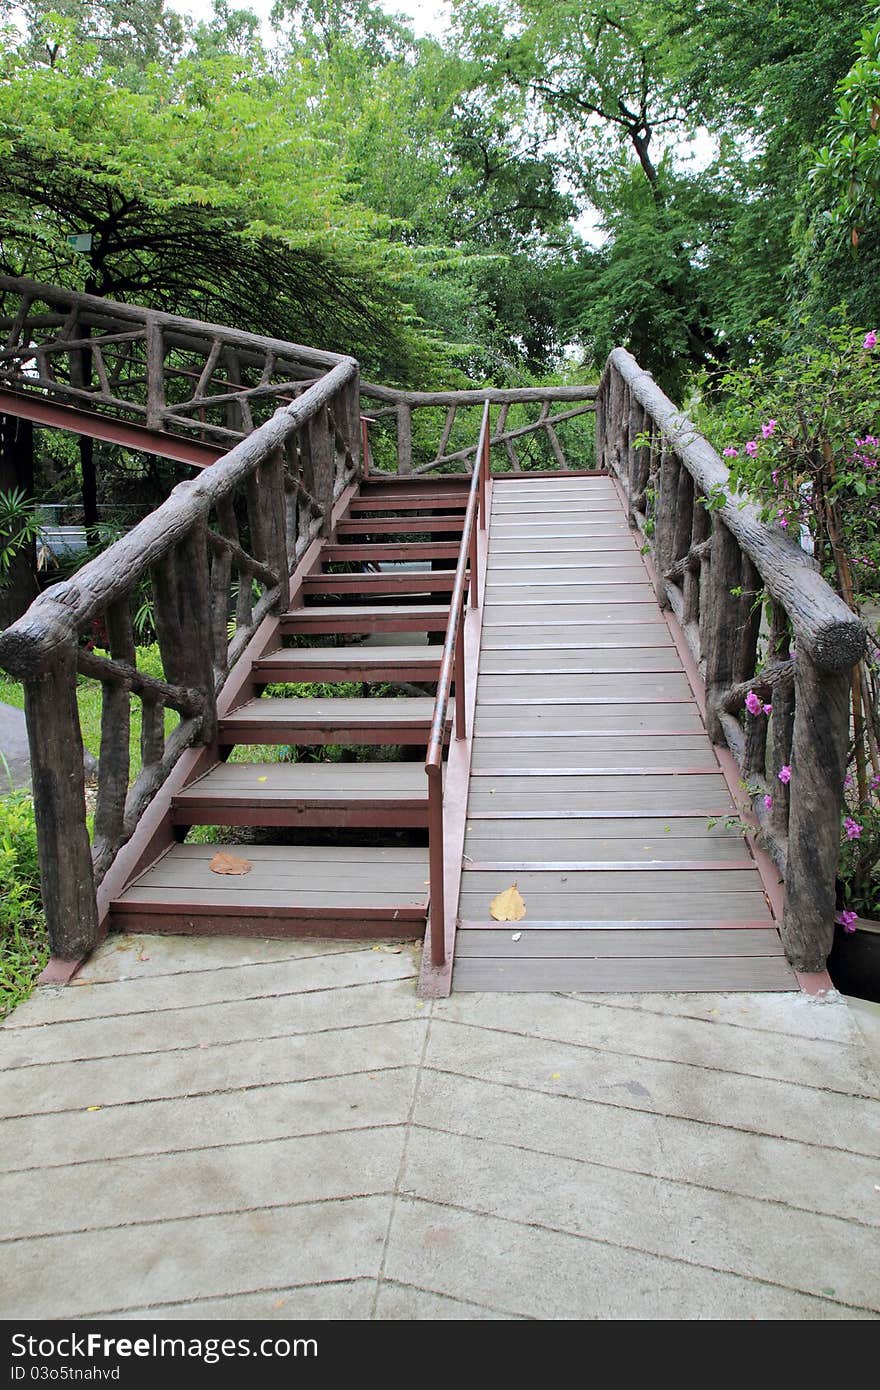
303, 571, 456, 597
280, 604, 449, 635
359, 474, 468, 490
254, 644, 441, 683
349, 495, 468, 514
323, 542, 461, 563
172, 760, 430, 828
109, 843, 429, 938
336, 516, 465, 537
219, 696, 446, 745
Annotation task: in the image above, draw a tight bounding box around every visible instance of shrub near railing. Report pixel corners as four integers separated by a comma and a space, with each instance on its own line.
0, 359, 360, 964
598, 348, 867, 973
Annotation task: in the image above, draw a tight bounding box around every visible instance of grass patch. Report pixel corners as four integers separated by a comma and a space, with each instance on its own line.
0, 787, 47, 1019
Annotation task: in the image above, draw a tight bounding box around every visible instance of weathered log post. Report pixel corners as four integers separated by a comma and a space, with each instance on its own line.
91, 599, 135, 872
302, 405, 336, 534
22, 644, 99, 960
396, 403, 413, 475
702, 516, 744, 744
781, 655, 851, 971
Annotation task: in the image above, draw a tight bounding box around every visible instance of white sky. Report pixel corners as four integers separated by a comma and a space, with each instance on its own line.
167, 1, 454, 40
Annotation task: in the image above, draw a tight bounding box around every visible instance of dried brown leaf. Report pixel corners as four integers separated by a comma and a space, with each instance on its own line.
489, 883, 526, 922
209, 851, 252, 876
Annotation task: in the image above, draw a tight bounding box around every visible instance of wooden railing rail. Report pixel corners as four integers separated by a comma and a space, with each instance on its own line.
0, 357, 360, 962
425, 402, 491, 967
0, 275, 340, 451
598, 347, 866, 972
359, 382, 597, 477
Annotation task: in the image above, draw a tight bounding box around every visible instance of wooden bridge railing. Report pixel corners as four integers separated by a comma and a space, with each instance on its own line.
0, 357, 360, 962
425, 402, 490, 968
0, 276, 341, 452
598, 348, 866, 973
360, 381, 597, 475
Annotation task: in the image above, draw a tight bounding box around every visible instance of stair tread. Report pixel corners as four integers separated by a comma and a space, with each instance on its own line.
284, 604, 449, 620
176, 760, 429, 802
222, 696, 440, 724
113, 842, 429, 911
257, 645, 439, 667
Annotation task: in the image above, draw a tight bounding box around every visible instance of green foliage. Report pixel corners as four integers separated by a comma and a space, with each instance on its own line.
0, 787, 47, 1018
0, 487, 41, 587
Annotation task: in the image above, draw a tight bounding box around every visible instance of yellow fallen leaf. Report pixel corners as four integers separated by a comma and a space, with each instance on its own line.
209, 851, 252, 876
257, 776, 268, 783
86, 1106, 102, 1112
551, 1073, 561, 1080
489, 883, 526, 921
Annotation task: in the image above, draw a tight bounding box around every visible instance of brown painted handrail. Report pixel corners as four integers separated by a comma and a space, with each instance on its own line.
425, 401, 491, 967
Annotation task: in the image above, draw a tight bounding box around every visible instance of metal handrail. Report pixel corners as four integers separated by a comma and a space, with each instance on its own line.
424, 401, 491, 967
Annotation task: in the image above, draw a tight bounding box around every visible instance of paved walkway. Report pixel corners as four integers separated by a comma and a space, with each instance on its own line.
1, 936, 878, 1320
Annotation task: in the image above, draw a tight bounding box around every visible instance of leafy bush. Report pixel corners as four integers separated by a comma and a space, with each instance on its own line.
0, 789, 47, 1018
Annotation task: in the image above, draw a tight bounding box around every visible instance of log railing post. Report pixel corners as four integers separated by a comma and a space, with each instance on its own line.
302, 405, 335, 533
23, 645, 99, 960
396, 403, 413, 476
781, 656, 850, 970
92, 599, 135, 875
703, 516, 743, 743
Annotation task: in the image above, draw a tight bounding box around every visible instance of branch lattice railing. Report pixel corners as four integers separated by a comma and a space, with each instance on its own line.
598, 348, 866, 972
0, 276, 340, 456
0, 356, 360, 962
360, 382, 597, 476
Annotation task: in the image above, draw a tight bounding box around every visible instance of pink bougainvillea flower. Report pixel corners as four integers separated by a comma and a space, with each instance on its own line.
763, 794, 773, 810
723, 446, 738, 457
744, 440, 758, 456
778, 516, 789, 528
771, 468, 780, 485
763, 702, 772, 715
778, 765, 792, 784
745, 690, 762, 715
844, 817, 862, 840
871, 773, 880, 790
836, 909, 858, 932
761, 419, 777, 438
863, 330, 878, 350
844, 773, 853, 789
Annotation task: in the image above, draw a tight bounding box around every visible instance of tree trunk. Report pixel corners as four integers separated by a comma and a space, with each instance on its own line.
0, 413, 38, 629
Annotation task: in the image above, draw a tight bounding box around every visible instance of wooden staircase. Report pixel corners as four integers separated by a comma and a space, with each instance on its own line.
107, 475, 469, 940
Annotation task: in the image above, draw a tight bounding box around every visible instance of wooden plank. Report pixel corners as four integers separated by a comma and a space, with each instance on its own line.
482, 605, 663, 624
335, 516, 465, 535
461, 867, 764, 895
472, 744, 714, 772
464, 816, 743, 843
182, 762, 427, 790
467, 777, 732, 814
484, 581, 656, 600
473, 705, 705, 734
254, 645, 441, 681
221, 696, 437, 724
454, 928, 785, 957
458, 888, 770, 920
451, 955, 796, 992
478, 650, 683, 675
281, 603, 449, 633
476, 673, 692, 701
481, 624, 672, 648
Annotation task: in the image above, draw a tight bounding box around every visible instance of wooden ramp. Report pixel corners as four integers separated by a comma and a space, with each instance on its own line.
453, 476, 797, 992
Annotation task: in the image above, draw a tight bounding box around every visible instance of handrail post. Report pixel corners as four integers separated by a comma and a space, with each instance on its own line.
23, 646, 99, 961
427, 764, 445, 966
479, 401, 489, 528
360, 416, 371, 478
469, 518, 479, 608
454, 598, 467, 740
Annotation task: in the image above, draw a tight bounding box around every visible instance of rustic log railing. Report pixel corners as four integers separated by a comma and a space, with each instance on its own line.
360, 381, 597, 476
425, 402, 491, 967
0, 357, 360, 962
597, 348, 866, 973
0, 276, 341, 459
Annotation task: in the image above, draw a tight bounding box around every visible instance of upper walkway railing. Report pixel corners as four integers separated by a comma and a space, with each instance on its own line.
598, 349, 866, 973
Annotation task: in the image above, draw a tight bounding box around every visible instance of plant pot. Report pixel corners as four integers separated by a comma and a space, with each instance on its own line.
827, 916, 880, 1003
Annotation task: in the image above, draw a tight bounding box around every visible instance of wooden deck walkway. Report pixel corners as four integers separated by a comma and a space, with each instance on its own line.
454, 476, 797, 992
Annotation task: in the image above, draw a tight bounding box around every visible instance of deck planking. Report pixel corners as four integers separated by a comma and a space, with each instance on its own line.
454, 476, 796, 993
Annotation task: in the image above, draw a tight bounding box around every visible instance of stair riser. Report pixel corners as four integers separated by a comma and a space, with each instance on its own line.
304, 574, 457, 595
253, 659, 441, 682
109, 909, 425, 939
170, 802, 429, 829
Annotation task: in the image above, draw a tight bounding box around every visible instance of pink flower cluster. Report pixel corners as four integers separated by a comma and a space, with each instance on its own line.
744, 691, 772, 716
844, 816, 863, 840
864, 330, 878, 350
836, 910, 858, 932
778, 765, 791, 785
852, 435, 880, 470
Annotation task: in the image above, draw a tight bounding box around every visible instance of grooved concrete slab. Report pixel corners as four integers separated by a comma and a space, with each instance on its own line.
1, 935, 878, 1321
